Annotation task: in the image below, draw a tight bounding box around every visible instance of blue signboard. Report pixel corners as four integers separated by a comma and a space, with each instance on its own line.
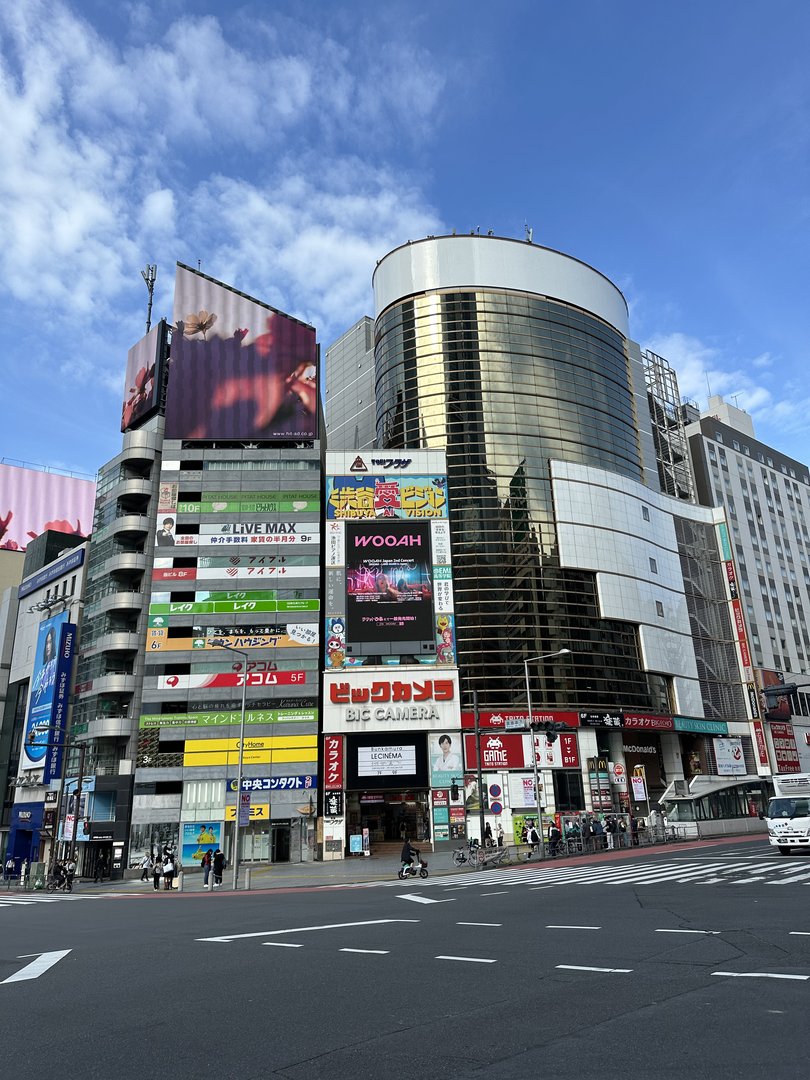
226, 775, 316, 792
23, 612, 70, 769
18, 547, 85, 599
46, 621, 77, 782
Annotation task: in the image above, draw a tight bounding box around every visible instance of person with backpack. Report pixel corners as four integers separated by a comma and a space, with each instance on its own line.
548, 822, 562, 857
526, 822, 541, 858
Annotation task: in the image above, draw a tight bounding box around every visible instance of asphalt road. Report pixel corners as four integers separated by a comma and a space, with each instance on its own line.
2, 839, 809, 1080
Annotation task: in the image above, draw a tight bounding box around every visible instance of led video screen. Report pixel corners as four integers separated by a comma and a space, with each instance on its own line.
164, 264, 317, 441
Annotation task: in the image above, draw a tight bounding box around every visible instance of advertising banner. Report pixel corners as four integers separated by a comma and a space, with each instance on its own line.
631, 772, 648, 801
464, 733, 529, 770
713, 737, 746, 776
165, 264, 317, 441
757, 668, 792, 721
139, 708, 317, 729
461, 709, 580, 730
150, 591, 290, 616
146, 623, 318, 652
769, 721, 801, 773
326, 475, 448, 519
345, 520, 433, 644
155, 524, 319, 548
357, 744, 417, 777
752, 720, 770, 768
182, 822, 222, 864
428, 732, 464, 786
121, 320, 167, 431
323, 735, 344, 790
196, 566, 319, 581
22, 612, 70, 769
324, 671, 459, 733
227, 775, 316, 791
45, 621, 78, 782
0, 464, 95, 552
157, 671, 306, 690
534, 731, 580, 770
176, 490, 318, 514
182, 734, 317, 768
622, 714, 675, 731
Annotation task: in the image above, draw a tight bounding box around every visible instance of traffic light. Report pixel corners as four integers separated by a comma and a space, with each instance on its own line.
529, 720, 574, 744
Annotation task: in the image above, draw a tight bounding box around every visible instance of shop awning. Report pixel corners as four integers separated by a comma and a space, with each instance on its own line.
661, 775, 764, 802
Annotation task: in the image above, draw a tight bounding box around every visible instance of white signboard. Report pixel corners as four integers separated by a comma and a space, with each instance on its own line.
357, 745, 417, 777
630, 773, 647, 801
508, 773, 538, 809
713, 736, 746, 776
323, 669, 461, 733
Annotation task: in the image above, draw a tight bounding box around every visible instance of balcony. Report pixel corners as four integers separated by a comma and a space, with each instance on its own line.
112, 514, 151, 539
90, 673, 137, 695
96, 591, 143, 615
105, 551, 148, 576
74, 715, 133, 740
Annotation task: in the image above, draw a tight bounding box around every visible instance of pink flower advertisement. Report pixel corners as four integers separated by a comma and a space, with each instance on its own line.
0, 464, 95, 552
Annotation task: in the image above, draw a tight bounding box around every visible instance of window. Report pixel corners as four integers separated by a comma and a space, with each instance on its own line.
655, 600, 665, 617
642, 506, 650, 522
649, 557, 658, 574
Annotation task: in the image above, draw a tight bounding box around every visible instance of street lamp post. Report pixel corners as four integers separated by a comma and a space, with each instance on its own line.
212, 642, 249, 890
523, 649, 571, 858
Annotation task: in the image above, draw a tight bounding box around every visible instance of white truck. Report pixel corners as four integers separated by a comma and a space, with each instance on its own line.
763, 773, 810, 855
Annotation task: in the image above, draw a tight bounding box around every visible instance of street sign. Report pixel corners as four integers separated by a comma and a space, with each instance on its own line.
238, 792, 251, 827
505, 718, 526, 731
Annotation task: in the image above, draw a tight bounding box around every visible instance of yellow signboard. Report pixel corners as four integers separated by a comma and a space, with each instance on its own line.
225, 803, 270, 821
182, 735, 317, 768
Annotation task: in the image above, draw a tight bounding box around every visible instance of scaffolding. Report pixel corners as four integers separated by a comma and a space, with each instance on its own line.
643, 350, 695, 502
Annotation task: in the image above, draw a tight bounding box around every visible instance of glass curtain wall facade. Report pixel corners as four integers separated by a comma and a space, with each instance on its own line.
374, 238, 658, 710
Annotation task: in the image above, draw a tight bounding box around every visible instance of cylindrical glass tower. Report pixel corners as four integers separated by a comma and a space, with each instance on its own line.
373, 235, 653, 710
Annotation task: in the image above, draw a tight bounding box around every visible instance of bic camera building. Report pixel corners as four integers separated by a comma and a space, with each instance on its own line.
68, 264, 323, 874
324, 235, 767, 842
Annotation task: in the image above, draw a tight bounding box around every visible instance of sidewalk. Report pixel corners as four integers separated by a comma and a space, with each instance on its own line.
82, 831, 770, 894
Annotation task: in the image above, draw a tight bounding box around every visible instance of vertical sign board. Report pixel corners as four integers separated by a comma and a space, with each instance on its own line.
238, 792, 252, 827
22, 612, 74, 772
47, 622, 78, 782
323, 735, 344, 790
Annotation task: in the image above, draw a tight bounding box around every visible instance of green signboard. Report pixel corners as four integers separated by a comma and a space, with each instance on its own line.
139, 708, 317, 729
176, 491, 319, 514
673, 715, 729, 735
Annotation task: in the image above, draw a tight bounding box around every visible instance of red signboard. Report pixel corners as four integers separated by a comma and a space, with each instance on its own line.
464, 733, 528, 770
461, 710, 579, 730
752, 720, 769, 767
731, 598, 746, 639
623, 714, 675, 732
330, 678, 455, 705
739, 639, 751, 669
153, 567, 197, 581
323, 735, 344, 790
770, 722, 801, 773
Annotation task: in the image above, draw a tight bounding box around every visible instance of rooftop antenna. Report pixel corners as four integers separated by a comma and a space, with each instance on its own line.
197, 259, 202, 271
525, 222, 533, 243
732, 393, 740, 408
141, 264, 157, 333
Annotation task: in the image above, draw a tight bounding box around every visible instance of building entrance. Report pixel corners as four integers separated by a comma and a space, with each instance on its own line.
347, 791, 431, 844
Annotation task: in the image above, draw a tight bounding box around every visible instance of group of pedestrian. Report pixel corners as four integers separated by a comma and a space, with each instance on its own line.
202, 848, 226, 888
483, 822, 505, 848
52, 856, 77, 889
139, 849, 181, 891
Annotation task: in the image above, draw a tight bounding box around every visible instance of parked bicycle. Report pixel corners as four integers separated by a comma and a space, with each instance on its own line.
452, 839, 483, 868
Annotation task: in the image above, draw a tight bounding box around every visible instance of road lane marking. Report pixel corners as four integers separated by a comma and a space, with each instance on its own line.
655, 929, 721, 935
340, 949, 389, 955
398, 895, 455, 905
197, 919, 420, 942
2, 950, 72, 984
457, 922, 502, 927
436, 955, 497, 964
480, 891, 508, 897
546, 925, 601, 930
789, 932, 810, 936
530, 886, 553, 891
557, 972, 639, 980
261, 943, 303, 948
712, 971, 809, 981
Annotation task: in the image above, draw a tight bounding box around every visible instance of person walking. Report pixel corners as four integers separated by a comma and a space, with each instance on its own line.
140, 853, 152, 882
152, 857, 162, 892
484, 822, 493, 847
212, 848, 226, 888
496, 822, 504, 848
592, 818, 606, 850
21, 859, 28, 889
201, 849, 213, 888
4, 856, 14, 881
94, 855, 107, 883
605, 816, 616, 850
548, 821, 562, 857
630, 815, 639, 846
580, 816, 592, 854
162, 853, 175, 891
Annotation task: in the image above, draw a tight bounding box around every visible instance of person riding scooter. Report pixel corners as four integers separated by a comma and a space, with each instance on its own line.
400, 836, 420, 874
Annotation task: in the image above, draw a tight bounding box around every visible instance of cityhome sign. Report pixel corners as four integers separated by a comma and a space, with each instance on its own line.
323, 671, 461, 734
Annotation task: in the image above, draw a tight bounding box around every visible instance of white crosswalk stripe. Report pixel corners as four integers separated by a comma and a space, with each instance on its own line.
0, 892, 124, 909
366, 855, 810, 890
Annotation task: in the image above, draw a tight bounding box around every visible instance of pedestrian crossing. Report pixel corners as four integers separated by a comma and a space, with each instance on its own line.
0, 891, 126, 909
373, 855, 810, 891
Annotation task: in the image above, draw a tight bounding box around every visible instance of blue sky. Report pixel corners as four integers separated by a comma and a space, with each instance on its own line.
1, 0, 809, 476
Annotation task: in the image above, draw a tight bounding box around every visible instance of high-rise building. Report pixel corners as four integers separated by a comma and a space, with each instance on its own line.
323, 317, 376, 451
324, 235, 758, 824
685, 395, 810, 772
68, 264, 322, 875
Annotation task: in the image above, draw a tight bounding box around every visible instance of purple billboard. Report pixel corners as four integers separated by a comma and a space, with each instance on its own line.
121, 319, 168, 432
0, 464, 95, 552
164, 265, 318, 441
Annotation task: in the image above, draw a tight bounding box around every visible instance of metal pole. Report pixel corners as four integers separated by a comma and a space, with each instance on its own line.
473, 691, 485, 847
72, 741, 87, 865
524, 660, 545, 862
233, 654, 248, 890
